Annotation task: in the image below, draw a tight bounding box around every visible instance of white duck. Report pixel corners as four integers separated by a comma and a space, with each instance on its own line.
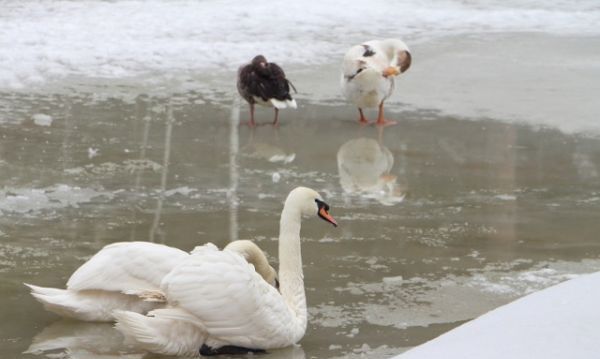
341, 39, 412, 126
113, 187, 338, 356
26, 240, 278, 322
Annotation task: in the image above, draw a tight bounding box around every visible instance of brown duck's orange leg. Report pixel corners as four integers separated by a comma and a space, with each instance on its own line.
272, 108, 280, 126
248, 103, 256, 127
375, 101, 398, 127
358, 108, 369, 124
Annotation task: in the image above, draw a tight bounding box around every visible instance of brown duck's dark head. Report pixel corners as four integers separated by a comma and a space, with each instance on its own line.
251, 55, 269, 70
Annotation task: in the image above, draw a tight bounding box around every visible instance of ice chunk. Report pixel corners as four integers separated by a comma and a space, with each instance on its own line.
32, 114, 53, 126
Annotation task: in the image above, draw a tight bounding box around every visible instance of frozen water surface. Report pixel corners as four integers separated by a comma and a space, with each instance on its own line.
2, 1, 600, 359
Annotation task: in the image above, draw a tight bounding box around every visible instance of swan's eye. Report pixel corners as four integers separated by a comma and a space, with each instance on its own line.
315, 199, 329, 211
356, 68, 364, 75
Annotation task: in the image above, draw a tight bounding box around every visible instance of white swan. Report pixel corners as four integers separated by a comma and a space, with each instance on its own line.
26, 240, 278, 322
341, 39, 412, 126
113, 186, 338, 356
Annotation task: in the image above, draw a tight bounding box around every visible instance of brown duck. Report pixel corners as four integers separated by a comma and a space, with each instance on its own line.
237, 55, 297, 126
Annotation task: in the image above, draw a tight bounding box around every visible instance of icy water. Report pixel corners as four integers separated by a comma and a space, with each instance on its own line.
3, 81, 600, 358
1, 1, 600, 357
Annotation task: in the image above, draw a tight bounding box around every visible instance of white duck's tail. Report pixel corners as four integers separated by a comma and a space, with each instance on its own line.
25, 283, 160, 322
270, 98, 297, 109
114, 308, 207, 357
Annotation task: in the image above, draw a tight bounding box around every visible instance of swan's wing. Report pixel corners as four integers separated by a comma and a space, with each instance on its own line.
161, 247, 298, 349
67, 242, 188, 295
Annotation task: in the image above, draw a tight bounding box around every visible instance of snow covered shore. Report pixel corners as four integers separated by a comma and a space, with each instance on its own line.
397, 271, 600, 359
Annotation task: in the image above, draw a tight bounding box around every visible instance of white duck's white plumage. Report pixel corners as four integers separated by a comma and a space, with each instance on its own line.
26, 240, 278, 322
114, 187, 337, 356
341, 39, 412, 125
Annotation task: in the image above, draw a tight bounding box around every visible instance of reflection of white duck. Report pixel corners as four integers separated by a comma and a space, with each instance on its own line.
26, 240, 279, 322
337, 138, 405, 206
113, 187, 337, 356
341, 39, 412, 126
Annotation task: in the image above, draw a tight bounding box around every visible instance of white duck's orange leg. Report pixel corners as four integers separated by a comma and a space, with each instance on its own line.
358, 108, 369, 124
375, 101, 398, 126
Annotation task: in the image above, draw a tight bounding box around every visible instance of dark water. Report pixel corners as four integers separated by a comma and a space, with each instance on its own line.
1, 88, 600, 358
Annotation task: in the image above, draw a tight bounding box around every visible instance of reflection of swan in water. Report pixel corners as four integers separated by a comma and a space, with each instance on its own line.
337, 137, 405, 206
26, 240, 279, 322
24, 321, 144, 359
25, 320, 306, 359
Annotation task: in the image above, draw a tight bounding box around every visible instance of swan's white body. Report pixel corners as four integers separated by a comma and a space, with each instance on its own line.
27, 241, 277, 322
341, 39, 411, 124
114, 187, 336, 356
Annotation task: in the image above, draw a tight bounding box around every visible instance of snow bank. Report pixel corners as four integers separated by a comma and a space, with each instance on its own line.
1, 0, 599, 89
396, 271, 600, 359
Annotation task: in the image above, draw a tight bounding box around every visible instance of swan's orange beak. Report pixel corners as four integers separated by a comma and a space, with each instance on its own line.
383, 66, 400, 77
319, 207, 338, 227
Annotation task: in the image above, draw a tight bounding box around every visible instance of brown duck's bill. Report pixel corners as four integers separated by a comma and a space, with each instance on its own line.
319, 207, 338, 227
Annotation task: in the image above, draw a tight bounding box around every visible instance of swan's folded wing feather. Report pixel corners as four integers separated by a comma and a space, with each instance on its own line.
161, 250, 298, 348
67, 242, 188, 294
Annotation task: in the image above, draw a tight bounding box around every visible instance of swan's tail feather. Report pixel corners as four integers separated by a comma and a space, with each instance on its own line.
25, 283, 87, 321
25, 283, 158, 322
114, 309, 206, 357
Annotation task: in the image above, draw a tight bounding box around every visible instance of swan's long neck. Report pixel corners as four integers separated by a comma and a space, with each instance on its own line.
278, 204, 307, 332
224, 240, 274, 285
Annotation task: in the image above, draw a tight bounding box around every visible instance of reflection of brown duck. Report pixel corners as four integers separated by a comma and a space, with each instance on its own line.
245, 142, 296, 164
243, 127, 296, 164
337, 137, 405, 205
